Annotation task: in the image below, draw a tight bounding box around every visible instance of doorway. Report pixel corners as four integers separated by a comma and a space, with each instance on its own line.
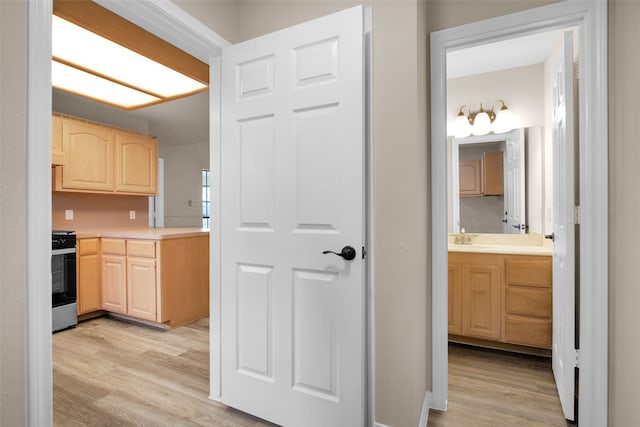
430, 2, 607, 426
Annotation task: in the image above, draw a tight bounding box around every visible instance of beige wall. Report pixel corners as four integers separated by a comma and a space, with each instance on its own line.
609, 1, 640, 425
0, 0, 27, 425
447, 64, 545, 134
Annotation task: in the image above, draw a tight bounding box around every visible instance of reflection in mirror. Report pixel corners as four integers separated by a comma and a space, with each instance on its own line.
448, 128, 545, 234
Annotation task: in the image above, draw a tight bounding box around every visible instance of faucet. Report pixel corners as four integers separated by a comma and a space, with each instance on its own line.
454, 228, 472, 245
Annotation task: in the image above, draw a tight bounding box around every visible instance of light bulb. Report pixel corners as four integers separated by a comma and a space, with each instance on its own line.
454, 112, 471, 138
472, 108, 491, 136
494, 107, 514, 133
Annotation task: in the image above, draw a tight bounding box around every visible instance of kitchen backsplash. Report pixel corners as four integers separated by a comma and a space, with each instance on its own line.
52, 192, 149, 229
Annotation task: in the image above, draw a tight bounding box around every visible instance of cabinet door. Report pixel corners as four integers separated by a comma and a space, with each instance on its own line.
102, 255, 127, 314
461, 264, 501, 340
77, 238, 101, 315
61, 119, 115, 191
448, 264, 462, 335
127, 257, 157, 321
116, 133, 158, 195
459, 160, 482, 195
52, 115, 64, 166
482, 151, 504, 195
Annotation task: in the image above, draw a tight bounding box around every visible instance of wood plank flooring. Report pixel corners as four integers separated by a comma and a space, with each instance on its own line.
53, 316, 277, 427
56, 318, 571, 426
428, 343, 573, 427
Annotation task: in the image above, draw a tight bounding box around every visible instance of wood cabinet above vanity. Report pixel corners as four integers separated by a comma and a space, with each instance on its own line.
459, 151, 503, 196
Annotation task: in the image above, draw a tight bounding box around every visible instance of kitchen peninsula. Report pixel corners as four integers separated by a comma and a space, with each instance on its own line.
75, 227, 209, 329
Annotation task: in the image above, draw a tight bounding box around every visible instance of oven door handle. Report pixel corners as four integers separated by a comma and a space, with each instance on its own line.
52, 248, 76, 256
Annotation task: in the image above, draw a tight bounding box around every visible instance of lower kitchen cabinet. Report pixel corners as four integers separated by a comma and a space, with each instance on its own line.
126, 240, 158, 322
101, 238, 127, 314
448, 251, 552, 349
77, 238, 102, 314
88, 234, 209, 327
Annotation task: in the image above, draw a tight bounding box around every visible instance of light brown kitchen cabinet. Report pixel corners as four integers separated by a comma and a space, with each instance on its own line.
56, 117, 115, 192
101, 238, 127, 314
51, 114, 64, 166
482, 151, 504, 195
52, 114, 157, 196
126, 240, 158, 322
76, 238, 102, 315
459, 152, 504, 197
503, 255, 552, 348
459, 160, 482, 195
448, 252, 552, 350
116, 133, 158, 195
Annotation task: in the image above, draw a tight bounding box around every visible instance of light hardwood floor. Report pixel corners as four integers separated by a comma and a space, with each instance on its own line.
55, 318, 571, 426
53, 316, 277, 427
428, 343, 573, 427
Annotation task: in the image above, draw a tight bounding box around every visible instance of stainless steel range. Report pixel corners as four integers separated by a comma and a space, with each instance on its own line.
52, 230, 77, 332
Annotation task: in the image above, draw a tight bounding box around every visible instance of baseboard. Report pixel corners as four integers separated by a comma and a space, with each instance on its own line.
373, 392, 431, 427
419, 391, 432, 427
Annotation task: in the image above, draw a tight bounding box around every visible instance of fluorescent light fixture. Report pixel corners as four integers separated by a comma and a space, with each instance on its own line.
51, 15, 207, 109
52, 61, 161, 109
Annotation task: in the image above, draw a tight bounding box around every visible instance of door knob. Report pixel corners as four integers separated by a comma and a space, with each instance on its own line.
322, 246, 356, 261
545, 233, 555, 241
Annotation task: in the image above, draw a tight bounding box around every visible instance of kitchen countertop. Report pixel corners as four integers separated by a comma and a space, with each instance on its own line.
448, 233, 553, 256
75, 227, 209, 240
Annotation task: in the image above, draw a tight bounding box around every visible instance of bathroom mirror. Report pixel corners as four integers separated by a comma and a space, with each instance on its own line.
448, 127, 545, 234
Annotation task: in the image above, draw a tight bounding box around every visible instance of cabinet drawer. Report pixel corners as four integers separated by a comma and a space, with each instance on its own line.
102, 238, 126, 255
505, 287, 551, 317
506, 256, 551, 287
78, 238, 100, 255
127, 240, 156, 258
504, 315, 552, 348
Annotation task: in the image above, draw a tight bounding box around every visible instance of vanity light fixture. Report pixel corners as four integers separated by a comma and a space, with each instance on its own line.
453, 100, 514, 137
52, 0, 209, 110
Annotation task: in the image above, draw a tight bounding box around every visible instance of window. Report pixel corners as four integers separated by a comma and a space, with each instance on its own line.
202, 169, 210, 228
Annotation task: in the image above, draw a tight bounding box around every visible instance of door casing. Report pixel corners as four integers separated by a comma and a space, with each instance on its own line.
25, 1, 374, 425
430, 2, 608, 426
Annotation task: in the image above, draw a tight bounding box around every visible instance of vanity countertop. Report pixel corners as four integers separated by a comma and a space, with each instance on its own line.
447, 233, 553, 256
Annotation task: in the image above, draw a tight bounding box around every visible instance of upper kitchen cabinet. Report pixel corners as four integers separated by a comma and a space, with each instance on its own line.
116, 133, 158, 195
55, 116, 115, 192
51, 114, 64, 166
52, 114, 158, 196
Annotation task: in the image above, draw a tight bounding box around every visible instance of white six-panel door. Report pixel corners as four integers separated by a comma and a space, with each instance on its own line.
551, 30, 576, 422
220, 6, 365, 427
503, 134, 526, 234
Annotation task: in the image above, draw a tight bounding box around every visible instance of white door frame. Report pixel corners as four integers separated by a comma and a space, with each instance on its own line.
25, 1, 374, 425
430, 1, 608, 426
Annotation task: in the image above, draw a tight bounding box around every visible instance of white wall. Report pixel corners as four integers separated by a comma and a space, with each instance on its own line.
159, 142, 209, 227
447, 64, 545, 136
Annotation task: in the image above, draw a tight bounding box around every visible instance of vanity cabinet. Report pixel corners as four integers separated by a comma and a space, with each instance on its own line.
76, 238, 102, 315
450, 253, 502, 341
52, 114, 158, 196
503, 255, 552, 348
448, 251, 552, 349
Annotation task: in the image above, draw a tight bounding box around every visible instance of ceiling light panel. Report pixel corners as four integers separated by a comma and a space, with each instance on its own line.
52, 15, 207, 99
52, 61, 161, 108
